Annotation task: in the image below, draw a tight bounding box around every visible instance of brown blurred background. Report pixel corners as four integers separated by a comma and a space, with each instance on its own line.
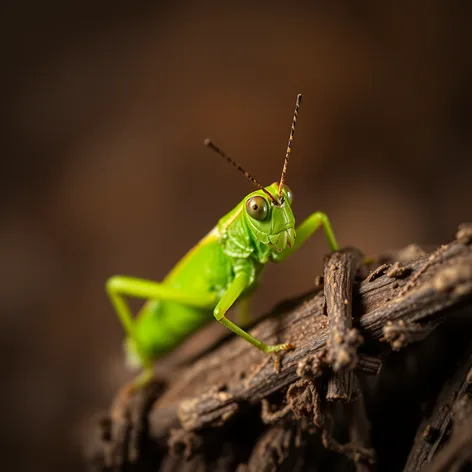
1, 1, 471, 471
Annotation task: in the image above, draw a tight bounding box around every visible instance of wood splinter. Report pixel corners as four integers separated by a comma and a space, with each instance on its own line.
324, 248, 364, 402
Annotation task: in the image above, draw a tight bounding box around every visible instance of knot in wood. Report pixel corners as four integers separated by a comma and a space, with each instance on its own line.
296, 352, 326, 379
168, 429, 199, 460
382, 320, 426, 351
386, 261, 411, 278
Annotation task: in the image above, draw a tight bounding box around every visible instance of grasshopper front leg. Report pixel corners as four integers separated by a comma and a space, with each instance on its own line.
214, 272, 293, 353
272, 211, 339, 263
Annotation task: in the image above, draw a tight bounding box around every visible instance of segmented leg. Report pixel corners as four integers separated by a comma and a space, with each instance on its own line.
214, 273, 294, 353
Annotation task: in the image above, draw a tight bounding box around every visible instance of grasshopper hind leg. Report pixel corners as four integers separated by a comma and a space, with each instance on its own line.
106, 274, 217, 376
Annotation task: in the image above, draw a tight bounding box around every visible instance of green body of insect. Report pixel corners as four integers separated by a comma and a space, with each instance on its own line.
106, 94, 339, 387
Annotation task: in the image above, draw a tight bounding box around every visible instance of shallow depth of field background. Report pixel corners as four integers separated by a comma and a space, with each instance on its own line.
2, 2, 471, 471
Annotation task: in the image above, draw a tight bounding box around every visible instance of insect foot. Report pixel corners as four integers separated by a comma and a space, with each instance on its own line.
266, 343, 295, 373
263, 342, 295, 353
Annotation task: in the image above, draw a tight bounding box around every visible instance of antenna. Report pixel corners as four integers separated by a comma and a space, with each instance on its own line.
204, 138, 277, 204
278, 93, 302, 200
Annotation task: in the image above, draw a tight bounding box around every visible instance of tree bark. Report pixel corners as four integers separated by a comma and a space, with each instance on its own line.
85, 223, 472, 472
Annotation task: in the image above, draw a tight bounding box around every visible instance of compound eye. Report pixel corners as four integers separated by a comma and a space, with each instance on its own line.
246, 196, 268, 221
284, 185, 293, 205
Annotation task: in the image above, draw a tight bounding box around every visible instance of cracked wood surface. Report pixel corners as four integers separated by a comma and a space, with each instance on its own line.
149, 238, 472, 438
86, 224, 472, 472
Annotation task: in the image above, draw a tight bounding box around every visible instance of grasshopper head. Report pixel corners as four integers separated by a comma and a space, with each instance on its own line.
244, 182, 295, 252
205, 93, 302, 254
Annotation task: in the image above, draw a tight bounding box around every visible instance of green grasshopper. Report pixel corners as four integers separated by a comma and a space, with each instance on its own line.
106, 94, 339, 387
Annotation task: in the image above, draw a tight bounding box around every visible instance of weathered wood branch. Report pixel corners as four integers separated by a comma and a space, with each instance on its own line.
324, 247, 363, 402
86, 224, 472, 471
150, 237, 472, 438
